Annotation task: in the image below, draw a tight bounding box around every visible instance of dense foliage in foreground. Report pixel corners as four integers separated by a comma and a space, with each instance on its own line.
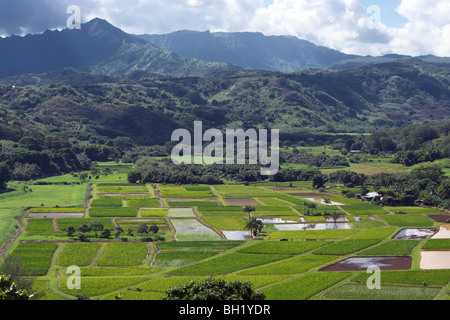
161, 278, 265, 300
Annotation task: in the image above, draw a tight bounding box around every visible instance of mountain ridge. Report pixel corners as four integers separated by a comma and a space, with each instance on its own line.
0, 18, 238, 79
1, 17, 448, 80
137, 29, 450, 72
136, 30, 358, 72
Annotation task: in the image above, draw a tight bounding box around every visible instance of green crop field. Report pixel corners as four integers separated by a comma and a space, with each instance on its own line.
90, 207, 138, 217
96, 185, 150, 194
222, 193, 279, 198
237, 241, 332, 254
356, 240, 420, 256
128, 199, 161, 208
267, 229, 359, 240
9, 243, 58, 276
58, 243, 101, 267
204, 217, 247, 230
214, 185, 269, 192
352, 270, 450, 286
312, 239, 381, 255
58, 276, 147, 298
0, 184, 87, 248
26, 219, 55, 234
97, 243, 149, 266
168, 201, 219, 208
152, 251, 220, 268
342, 204, 389, 215
156, 241, 243, 251
324, 284, 441, 300
381, 214, 434, 227
237, 254, 337, 275
422, 239, 450, 250
346, 227, 396, 239
141, 209, 168, 217
261, 272, 352, 300
201, 212, 247, 218
168, 252, 293, 276
385, 207, 442, 214
2, 177, 449, 302
90, 198, 123, 207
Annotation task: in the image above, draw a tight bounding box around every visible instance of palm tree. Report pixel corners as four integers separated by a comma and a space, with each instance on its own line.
330, 211, 344, 224
245, 218, 263, 238
243, 206, 256, 219
323, 198, 332, 216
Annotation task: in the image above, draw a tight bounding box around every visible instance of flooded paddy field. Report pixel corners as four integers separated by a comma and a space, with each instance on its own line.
275, 223, 352, 231
224, 198, 262, 206
392, 228, 436, 240
222, 231, 253, 241
431, 224, 450, 239
420, 251, 450, 269
319, 256, 412, 271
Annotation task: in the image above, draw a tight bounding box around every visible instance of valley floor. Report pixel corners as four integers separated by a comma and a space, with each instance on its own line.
1, 164, 449, 301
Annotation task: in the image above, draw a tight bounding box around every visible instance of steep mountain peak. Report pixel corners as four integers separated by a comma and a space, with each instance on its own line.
0, 18, 236, 78
80, 18, 139, 43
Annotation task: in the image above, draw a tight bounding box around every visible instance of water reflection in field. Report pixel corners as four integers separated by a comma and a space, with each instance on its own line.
222, 231, 253, 241
392, 229, 436, 240
431, 224, 450, 239
257, 218, 302, 224
275, 223, 352, 231
420, 251, 450, 269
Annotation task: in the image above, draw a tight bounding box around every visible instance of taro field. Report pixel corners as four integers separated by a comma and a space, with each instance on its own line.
1, 177, 449, 301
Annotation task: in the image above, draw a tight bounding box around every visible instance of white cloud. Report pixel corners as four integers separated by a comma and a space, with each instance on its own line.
391, 0, 450, 56
72, 0, 261, 34
2, 0, 448, 57
248, 0, 391, 55
73, 0, 394, 55
241, 0, 450, 56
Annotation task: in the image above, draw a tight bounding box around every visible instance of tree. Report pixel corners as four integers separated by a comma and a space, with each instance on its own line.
66, 226, 76, 237
100, 228, 111, 239
77, 224, 90, 233
0, 275, 32, 300
78, 233, 87, 242
161, 278, 265, 300
78, 172, 89, 183
359, 187, 369, 196
411, 165, 444, 182
245, 218, 263, 237
127, 170, 142, 184
243, 206, 256, 219
136, 224, 149, 239
114, 227, 124, 239
0, 162, 11, 190
89, 221, 104, 238
148, 224, 159, 235
323, 198, 332, 215
437, 179, 450, 200
102, 167, 112, 177
329, 211, 344, 224
312, 174, 325, 189
12, 163, 41, 181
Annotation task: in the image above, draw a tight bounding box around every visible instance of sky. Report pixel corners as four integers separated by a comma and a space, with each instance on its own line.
0, 0, 449, 57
